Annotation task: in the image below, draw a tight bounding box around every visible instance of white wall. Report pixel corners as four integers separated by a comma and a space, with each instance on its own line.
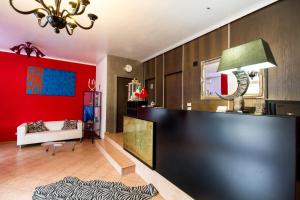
96, 55, 108, 139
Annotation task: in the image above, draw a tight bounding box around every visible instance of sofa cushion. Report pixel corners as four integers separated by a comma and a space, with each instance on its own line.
62, 120, 78, 130
27, 120, 48, 133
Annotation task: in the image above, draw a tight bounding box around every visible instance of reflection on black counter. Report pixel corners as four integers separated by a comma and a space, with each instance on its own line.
132, 107, 298, 200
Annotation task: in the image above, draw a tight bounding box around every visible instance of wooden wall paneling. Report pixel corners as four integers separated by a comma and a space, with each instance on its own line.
155, 55, 164, 107
145, 78, 155, 105
183, 39, 200, 109
165, 72, 183, 109
144, 58, 156, 80
208, 25, 228, 59
230, 0, 300, 100
164, 46, 183, 75
194, 26, 229, 111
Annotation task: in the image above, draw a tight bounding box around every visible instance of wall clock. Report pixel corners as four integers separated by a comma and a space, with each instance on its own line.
124, 64, 133, 73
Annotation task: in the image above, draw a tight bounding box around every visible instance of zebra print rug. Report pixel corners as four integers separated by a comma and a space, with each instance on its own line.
32, 176, 158, 200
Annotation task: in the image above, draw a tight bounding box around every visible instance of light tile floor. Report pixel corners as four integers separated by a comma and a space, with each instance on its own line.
0, 140, 163, 200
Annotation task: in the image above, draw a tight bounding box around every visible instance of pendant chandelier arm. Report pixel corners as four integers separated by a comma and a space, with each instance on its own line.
9, 0, 50, 15
55, 0, 62, 16
66, 5, 86, 18
38, 18, 49, 27
18, 46, 26, 54
74, 5, 86, 16
65, 25, 74, 35
48, 6, 55, 15
61, 9, 70, 18
61, 0, 80, 17
69, 17, 95, 30
34, 0, 52, 14
72, 0, 81, 15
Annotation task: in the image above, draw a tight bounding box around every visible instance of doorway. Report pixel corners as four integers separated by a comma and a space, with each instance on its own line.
116, 77, 132, 132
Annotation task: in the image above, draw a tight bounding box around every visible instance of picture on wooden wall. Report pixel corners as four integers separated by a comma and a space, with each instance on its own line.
26, 66, 76, 96
200, 58, 266, 100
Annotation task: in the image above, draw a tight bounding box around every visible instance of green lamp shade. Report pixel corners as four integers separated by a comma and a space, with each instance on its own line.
218, 39, 277, 73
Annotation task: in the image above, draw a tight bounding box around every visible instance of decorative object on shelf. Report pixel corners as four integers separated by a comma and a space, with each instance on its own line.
83, 91, 101, 143
248, 71, 259, 80
26, 66, 75, 96
128, 78, 143, 101
216, 38, 277, 101
124, 64, 133, 73
134, 86, 149, 100
140, 87, 149, 99
9, 0, 98, 35
10, 42, 45, 58
134, 85, 142, 98
254, 99, 265, 115
88, 78, 96, 91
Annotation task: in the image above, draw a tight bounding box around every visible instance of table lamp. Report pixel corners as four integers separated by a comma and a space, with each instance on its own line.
216, 38, 277, 101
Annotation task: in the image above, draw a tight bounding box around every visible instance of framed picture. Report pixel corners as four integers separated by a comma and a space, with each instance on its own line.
26, 66, 76, 96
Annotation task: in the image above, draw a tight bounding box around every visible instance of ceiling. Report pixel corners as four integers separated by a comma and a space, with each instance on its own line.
0, 0, 277, 65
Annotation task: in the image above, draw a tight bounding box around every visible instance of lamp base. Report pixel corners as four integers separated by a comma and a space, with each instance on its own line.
233, 96, 245, 112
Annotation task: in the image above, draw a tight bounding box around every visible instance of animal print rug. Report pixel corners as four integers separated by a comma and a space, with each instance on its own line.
32, 176, 158, 200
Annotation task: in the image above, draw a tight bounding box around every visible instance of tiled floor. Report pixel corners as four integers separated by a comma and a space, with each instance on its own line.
0, 140, 163, 200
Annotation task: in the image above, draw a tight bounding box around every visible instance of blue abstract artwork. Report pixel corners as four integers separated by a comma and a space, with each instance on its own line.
26, 66, 76, 96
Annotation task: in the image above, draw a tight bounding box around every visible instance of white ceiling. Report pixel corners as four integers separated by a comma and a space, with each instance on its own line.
0, 0, 277, 65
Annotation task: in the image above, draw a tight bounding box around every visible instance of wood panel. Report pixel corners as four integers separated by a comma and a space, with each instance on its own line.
164, 46, 183, 75
155, 55, 164, 107
165, 72, 182, 109
144, 58, 156, 80
145, 78, 155, 105
183, 39, 200, 109
193, 26, 229, 112
199, 25, 228, 61
230, 0, 300, 100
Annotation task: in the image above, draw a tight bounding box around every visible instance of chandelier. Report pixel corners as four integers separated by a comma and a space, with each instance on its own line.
9, 0, 98, 35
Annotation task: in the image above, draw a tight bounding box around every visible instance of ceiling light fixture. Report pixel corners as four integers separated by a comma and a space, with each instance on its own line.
9, 0, 98, 35
10, 42, 45, 58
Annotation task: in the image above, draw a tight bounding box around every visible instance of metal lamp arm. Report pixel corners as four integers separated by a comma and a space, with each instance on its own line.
68, 16, 94, 30
61, 9, 71, 18
72, 0, 81, 15
66, 5, 86, 18
38, 18, 49, 27
61, 0, 80, 18
34, 0, 52, 14
9, 0, 49, 15
73, 5, 86, 15
65, 25, 74, 35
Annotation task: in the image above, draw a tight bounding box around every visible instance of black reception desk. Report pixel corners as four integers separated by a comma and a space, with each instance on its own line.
132, 107, 299, 200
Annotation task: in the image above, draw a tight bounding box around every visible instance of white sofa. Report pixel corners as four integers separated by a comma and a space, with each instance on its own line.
17, 120, 83, 147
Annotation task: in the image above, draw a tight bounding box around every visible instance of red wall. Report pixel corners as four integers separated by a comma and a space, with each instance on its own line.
0, 51, 96, 142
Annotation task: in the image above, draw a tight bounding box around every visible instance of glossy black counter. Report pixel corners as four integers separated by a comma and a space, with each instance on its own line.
136, 107, 298, 200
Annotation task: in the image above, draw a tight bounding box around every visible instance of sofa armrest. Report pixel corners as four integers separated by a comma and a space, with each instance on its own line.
17, 123, 27, 136
77, 120, 83, 132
